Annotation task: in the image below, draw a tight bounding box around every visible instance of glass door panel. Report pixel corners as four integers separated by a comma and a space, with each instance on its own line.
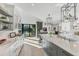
22, 24, 36, 37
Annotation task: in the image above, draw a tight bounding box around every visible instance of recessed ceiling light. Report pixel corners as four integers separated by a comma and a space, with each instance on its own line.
32, 3, 35, 6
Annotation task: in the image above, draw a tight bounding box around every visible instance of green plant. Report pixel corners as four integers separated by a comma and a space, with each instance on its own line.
25, 27, 33, 36
24, 24, 36, 37
32, 24, 36, 32
49, 32, 53, 36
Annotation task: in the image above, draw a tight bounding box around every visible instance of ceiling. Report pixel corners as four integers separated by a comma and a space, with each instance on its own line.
13, 3, 64, 24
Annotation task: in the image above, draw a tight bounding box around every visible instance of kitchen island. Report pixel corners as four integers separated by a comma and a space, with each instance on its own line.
40, 34, 79, 56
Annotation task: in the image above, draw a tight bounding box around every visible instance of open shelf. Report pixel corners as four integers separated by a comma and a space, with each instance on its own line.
0, 19, 13, 24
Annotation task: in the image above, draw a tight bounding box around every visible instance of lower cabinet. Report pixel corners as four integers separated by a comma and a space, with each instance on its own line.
41, 40, 73, 56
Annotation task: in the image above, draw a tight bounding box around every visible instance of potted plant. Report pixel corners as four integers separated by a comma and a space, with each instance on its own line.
49, 32, 53, 37
26, 27, 33, 37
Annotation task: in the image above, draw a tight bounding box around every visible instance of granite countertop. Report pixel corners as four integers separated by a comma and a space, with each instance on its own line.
40, 34, 79, 56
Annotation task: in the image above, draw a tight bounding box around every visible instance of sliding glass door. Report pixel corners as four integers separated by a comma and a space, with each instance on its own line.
22, 24, 36, 37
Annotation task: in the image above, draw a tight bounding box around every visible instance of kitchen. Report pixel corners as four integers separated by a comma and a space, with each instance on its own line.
39, 3, 79, 56
1, 3, 79, 56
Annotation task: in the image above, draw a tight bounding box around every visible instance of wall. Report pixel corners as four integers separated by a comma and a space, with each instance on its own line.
13, 6, 23, 29
21, 15, 42, 24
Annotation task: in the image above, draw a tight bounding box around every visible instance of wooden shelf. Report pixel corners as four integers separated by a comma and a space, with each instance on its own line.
0, 19, 12, 24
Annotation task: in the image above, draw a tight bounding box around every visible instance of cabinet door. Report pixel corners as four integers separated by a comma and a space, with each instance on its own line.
56, 46, 72, 56
41, 38, 72, 56
56, 47, 65, 56
48, 42, 57, 56
61, 50, 73, 56
43, 41, 57, 56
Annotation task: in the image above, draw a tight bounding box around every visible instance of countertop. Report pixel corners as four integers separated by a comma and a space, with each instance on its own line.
40, 34, 79, 56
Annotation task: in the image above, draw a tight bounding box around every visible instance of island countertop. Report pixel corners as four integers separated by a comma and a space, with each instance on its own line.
40, 34, 79, 56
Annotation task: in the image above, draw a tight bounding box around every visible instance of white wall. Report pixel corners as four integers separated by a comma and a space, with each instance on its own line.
21, 15, 42, 24
13, 6, 23, 29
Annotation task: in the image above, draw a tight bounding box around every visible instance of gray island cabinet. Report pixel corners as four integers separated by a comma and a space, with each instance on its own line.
40, 34, 73, 56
